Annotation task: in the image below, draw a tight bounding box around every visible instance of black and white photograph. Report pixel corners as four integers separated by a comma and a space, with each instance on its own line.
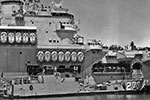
0, 0, 150, 100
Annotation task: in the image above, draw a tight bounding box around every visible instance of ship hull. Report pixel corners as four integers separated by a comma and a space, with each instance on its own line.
3, 90, 145, 99
2, 75, 147, 99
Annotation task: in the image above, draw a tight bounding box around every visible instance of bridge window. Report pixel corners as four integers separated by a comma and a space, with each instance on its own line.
43, 65, 54, 75
56, 65, 81, 74
57, 65, 65, 73
65, 67, 73, 73
26, 64, 42, 75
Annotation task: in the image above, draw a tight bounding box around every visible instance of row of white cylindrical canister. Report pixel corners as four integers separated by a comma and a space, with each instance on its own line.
37, 51, 84, 62
0, 32, 36, 44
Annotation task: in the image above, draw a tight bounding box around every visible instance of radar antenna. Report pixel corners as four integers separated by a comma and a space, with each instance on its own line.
52, 0, 63, 8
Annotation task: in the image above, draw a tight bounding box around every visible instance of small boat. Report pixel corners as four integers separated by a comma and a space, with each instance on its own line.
1, 73, 147, 98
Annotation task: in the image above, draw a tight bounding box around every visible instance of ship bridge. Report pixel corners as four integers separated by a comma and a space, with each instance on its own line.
50, 0, 74, 19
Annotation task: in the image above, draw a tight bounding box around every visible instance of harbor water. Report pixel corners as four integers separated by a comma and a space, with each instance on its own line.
1, 94, 150, 100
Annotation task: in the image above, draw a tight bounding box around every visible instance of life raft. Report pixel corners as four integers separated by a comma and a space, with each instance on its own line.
30, 33, 36, 44
37, 51, 44, 62
58, 51, 64, 62
44, 51, 51, 62
15, 32, 22, 43
65, 51, 70, 62
1, 32, 7, 43
8, 32, 15, 43
51, 51, 57, 61
77, 52, 84, 62
71, 52, 77, 62
23, 33, 29, 43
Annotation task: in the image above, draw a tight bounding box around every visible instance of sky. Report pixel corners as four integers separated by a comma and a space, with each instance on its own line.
43, 0, 150, 47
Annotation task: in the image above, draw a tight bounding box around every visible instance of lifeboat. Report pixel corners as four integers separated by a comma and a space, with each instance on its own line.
30, 33, 36, 44
1, 32, 7, 43
71, 52, 77, 62
44, 51, 51, 62
77, 52, 84, 62
8, 32, 15, 43
58, 51, 64, 62
37, 51, 44, 62
65, 51, 70, 62
22, 33, 29, 43
15, 32, 22, 43
51, 51, 57, 61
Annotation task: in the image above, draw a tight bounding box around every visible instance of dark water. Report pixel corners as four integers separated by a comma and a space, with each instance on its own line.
1, 94, 150, 100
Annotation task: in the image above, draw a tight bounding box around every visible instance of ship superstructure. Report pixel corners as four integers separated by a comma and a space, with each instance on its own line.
0, 0, 149, 97
0, 0, 106, 81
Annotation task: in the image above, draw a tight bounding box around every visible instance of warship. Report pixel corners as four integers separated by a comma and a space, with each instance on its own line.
0, 0, 148, 98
